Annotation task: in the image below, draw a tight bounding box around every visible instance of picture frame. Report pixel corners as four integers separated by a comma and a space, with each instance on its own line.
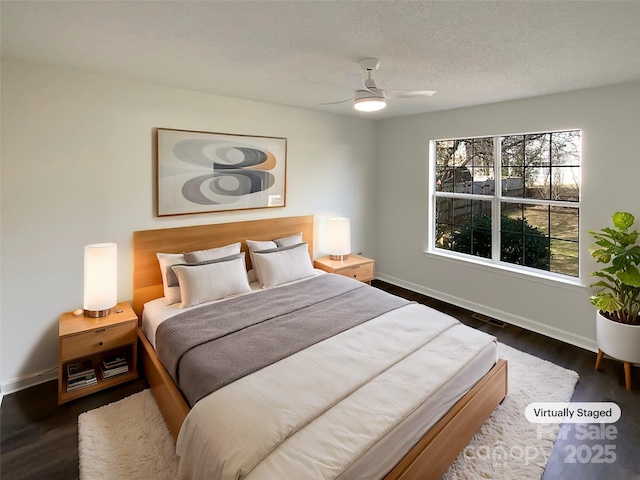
156, 128, 287, 216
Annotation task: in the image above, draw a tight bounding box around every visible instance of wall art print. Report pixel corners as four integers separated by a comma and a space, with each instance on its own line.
157, 128, 287, 216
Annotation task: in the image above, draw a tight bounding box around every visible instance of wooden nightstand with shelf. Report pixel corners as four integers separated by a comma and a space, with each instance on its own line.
58, 301, 138, 405
314, 254, 375, 284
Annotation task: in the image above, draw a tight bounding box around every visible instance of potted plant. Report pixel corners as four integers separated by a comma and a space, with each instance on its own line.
589, 211, 640, 389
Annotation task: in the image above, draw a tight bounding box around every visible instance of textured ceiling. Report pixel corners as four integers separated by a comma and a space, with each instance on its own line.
2, 1, 639, 119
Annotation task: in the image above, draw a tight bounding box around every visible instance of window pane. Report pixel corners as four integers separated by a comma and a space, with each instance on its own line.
435, 223, 453, 249
436, 198, 492, 258
504, 203, 551, 234
550, 238, 579, 277
435, 197, 453, 224
435, 166, 451, 192
501, 135, 525, 198
500, 203, 551, 271
502, 170, 524, 199
500, 203, 579, 276
524, 204, 550, 235
524, 166, 551, 200
502, 132, 582, 201
551, 166, 580, 201
453, 167, 472, 193
435, 138, 492, 196
524, 133, 551, 166
470, 138, 494, 169
452, 197, 473, 226
501, 135, 524, 169
500, 230, 523, 263
504, 163, 554, 200
551, 131, 581, 167
550, 206, 579, 242
523, 234, 551, 270
435, 140, 456, 167
501, 203, 523, 232
435, 197, 453, 248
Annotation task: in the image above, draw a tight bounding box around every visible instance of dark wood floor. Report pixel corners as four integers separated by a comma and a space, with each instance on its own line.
376, 281, 640, 480
1, 280, 638, 479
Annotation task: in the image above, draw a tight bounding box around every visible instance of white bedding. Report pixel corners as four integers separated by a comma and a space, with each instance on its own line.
142, 274, 498, 480
176, 310, 495, 479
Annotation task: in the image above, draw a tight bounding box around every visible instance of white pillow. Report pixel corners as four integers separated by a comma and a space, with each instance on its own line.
246, 239, 277, 285
247, 233, 304, 285
158, 243, 243, 305
156, 252, 185, 305
247, 269, 257, 284
251, 243, 315, 288
172, 253, 251, 308
274, 232, 302, 247
183, 242, 241, 263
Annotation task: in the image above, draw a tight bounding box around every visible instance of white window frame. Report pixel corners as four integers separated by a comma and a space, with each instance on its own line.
427, 130, 582, 285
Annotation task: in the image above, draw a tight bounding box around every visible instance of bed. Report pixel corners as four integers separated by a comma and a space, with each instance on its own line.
133, 215, 508, 480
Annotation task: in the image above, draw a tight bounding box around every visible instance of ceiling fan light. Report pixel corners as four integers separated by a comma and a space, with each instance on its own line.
354, 97, 387, 112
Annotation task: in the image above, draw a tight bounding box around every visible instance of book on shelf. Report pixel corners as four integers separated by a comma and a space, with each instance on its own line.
66, 375, 97, 392
103, 354, 127, 368
99, 362, 129, 380
102, 360, 127, 370
67, 382, 97, 392
67, 360, 96, 380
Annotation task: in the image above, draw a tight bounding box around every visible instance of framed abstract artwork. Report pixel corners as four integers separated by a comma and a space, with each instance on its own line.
156, 128, 287, 216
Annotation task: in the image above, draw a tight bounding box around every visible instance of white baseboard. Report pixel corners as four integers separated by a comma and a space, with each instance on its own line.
376, 273, 597, 353
1, 368, 58, 396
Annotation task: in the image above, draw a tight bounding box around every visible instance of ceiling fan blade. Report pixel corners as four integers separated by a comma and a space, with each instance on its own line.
385, 90, 437, 99
320, 98, 354, 106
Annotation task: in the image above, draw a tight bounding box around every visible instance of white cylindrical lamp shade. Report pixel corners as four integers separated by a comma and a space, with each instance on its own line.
328, 217, 351, 261
84, 243, 117, 318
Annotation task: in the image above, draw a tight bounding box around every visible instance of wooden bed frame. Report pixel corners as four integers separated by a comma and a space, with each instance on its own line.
132, 215, 508, 480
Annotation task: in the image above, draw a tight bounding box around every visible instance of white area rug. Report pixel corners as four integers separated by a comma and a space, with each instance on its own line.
78, 343, 578, 480
78, 389, 178, 480
443, 343, 579, 479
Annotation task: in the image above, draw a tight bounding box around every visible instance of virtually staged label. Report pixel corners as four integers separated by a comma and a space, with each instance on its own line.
525, 402, 621, 423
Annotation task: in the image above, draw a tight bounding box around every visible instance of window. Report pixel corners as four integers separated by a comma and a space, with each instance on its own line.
432, 131, 581, 277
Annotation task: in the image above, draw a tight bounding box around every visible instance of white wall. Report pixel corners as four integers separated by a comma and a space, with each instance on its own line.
374, 81, 640, 351
2, 58, 637, 393
0, 59, 377, 392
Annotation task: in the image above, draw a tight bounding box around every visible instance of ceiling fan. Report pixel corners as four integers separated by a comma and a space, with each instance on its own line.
323, 58, 436, 112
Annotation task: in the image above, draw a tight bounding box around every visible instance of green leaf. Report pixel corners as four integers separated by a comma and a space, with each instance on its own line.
590, 293, 624, 312
589, 248, 611, 263
590, 280, 616, 292
591, 271, 616, 282
601, 227, 620, 238
627, 245, 640, 263
595, 239, 615, 249
612, 212, 635, 230
617, 265, 640, 287
601, 265, 620, 275
611, 255, 628, 270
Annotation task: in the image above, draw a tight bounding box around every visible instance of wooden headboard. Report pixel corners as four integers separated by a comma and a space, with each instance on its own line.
132, 215, 314, 319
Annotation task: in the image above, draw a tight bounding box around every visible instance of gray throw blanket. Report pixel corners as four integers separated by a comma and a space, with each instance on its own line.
156, 274, 409, 407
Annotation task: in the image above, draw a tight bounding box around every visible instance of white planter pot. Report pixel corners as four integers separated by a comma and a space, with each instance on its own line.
596, 311, 640, 363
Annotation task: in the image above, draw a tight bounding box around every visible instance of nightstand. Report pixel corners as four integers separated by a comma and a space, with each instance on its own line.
57, 301, 138, 404
314, 254, 375, 284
